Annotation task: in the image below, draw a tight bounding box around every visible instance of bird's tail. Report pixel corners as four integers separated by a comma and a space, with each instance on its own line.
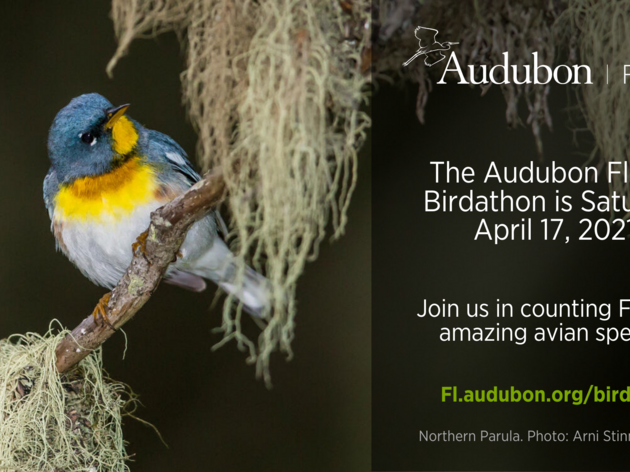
190, 240, 269, 317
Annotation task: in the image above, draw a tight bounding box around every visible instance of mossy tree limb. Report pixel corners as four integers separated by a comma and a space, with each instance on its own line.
55, 168, 226, 373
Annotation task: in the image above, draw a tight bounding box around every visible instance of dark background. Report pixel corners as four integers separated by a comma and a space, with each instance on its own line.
0, 2, 370, 471
373, 77, 630, 469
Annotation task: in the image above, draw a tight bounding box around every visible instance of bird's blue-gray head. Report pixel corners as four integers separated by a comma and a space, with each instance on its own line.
48, 93, 141, 183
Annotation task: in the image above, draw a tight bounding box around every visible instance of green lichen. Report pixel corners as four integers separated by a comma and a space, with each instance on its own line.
0, 324, 132, 471
127, 274, 145, 297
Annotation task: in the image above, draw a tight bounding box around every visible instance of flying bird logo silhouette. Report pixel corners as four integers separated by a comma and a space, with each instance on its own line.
403, 26, 459, 67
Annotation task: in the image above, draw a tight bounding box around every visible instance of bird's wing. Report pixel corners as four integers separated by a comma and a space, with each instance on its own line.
147, 129, 201, 185
146, 129, 229, 237
43, 168, 69, 254
43, 168, 58, 221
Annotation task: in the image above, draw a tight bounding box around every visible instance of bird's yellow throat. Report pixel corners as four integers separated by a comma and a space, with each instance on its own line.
111, 115, 138, 155
54, 157, 159, 222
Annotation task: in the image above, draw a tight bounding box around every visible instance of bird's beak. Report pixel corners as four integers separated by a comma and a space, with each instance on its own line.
104, 104, 130, 129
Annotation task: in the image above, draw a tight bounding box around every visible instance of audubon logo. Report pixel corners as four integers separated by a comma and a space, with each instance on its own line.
405, 26, 594, 86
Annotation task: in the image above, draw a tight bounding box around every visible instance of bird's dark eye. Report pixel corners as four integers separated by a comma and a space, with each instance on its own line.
80, 132, 95, 144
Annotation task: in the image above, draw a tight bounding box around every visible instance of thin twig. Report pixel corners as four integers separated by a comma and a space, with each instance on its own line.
55, 168, 226, 373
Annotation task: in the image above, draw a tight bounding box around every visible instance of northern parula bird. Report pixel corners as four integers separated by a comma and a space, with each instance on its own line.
44, 93, 268, 319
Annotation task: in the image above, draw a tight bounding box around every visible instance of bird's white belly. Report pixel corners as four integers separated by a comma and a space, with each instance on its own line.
60, 202, 160, 288
59, 202, 218, 289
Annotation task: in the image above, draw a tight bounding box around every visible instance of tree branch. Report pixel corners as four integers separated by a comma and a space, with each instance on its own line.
55, 168, 226, 373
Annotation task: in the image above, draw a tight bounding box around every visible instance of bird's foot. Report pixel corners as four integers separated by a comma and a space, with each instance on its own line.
172, 250, 183, 263
132, 230, 149, 257
92, 292, 115, 331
